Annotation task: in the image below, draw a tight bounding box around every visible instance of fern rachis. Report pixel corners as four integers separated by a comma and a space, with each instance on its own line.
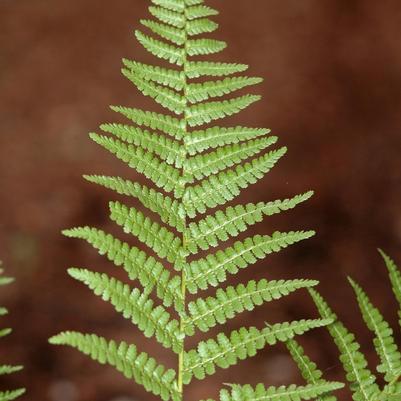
50, 1, 343, 400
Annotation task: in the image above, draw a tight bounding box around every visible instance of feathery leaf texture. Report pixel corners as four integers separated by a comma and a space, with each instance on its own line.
286, 338, 338, 401
49, 332, 180, 401
348, 277, 401, 382
68, 268, 182, 353
309, 288, 381, 401
202, 382, 344, 401
186, 231, 315, 294
309, 252, 401, 401
0, 266, 25, 400
380, 250, 401, 327
51, 1, 340, 400
183, 319, 332, 384
185, 279, 318, 335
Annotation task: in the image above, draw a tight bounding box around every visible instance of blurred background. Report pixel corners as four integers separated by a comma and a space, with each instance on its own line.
1, 0, 401, 400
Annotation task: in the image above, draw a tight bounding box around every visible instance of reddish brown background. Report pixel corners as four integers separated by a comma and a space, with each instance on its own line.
1, 0, 401, 400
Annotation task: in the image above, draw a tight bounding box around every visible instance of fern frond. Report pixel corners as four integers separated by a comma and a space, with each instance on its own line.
110, 105, 184, 139
183, 319, 331, 384
185, 126, 270, 155
379, 250, 401, 324
90, 134, 181, 194
53, 1, 332, 399
50, 332, 180, 401
62, 227, 183, 311
187, 231, 314, 294
184, 148, 287, 217
68, 268, 182, 353
108, 201, 183, 265
185, 279, 318, 334
203, 382, 344, 401
187, 77, 263, 103
286, 339, 337, 401
135, 30, 185, 65
83, 175, 185, 232
185, 136, 278, 182
186, 61, 248, 78
349, 278, 401, 383
309, 289, 380, 401
186, 192, 313, 253
187, 95, 260, 127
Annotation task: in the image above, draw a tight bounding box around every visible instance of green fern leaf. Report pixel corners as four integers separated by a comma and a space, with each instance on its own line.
187, 95, 260, 126
49, 332, 180, 401
309, 289, 380, 401
185, 0, 204, 6
151, 0, 185, 13
140, 20, 186, 45
183, 319, 331, 384
149, 6, 186, 28
62, 227, 184, 311
0, 390, 26, 401
123, 59, 185, 91
0, 328, 12, 338
109, 201, 183, 265
0, 366, 23, 376
0, 271, 13, 286
187, 18, 218, 36
184, 148, 287, 217
203, 382, 344, 401
186, 4, 218, 19
185, 126, 270, 155
187, 39, 227, 57
186, 231, 314, 294
83, 175, 185, 232
187, 76, 263, 103
90, 134, 181, 193
186, 192, 313, 253
99, 123, 184, 167
379, 250, 401, 324
185, 136, 278, 182
121, 74, 185, 114
349, 278, 401, 383
69, 268, 182, 353
186, 61, 249, 78
135, 30, 185, 65
185, 279, 318, 334
110, 104, 184, 139
286, 338, 338, 401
